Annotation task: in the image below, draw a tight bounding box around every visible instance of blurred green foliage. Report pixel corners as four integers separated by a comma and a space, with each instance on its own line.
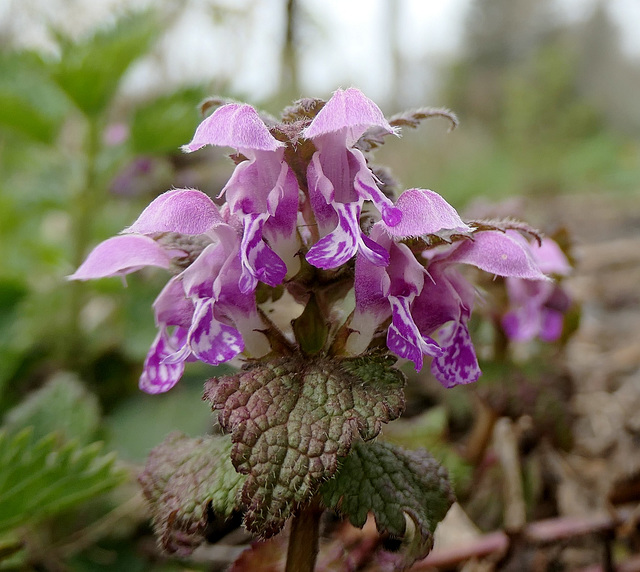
0, 1, 638, 568
0, 11, 217, 569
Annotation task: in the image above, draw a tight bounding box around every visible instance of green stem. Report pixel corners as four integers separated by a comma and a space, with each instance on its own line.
66, 116, 102, 369
285, 500, 322, 572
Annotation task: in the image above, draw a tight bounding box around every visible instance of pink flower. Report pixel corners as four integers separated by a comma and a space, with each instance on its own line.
69, 189, 269, 393
302, 88, 402, 269
183, 103, 299, 292
502, 237, 571, 343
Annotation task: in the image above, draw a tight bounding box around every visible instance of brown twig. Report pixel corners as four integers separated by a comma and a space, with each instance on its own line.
413, 506, 636, 570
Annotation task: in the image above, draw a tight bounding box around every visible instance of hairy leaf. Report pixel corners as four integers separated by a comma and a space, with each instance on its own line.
389, 107, 459, 131
204, 353, 405, 537
321, 441, 455, 566
403, 217, 543, 255
357, 107, 459, 152
0, 429, 124, 533
3, 373, 100, 445
138, 432, 245, 556
469, 218, 543, 245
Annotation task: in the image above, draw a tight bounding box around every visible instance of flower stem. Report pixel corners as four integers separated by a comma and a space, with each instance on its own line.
66, 116, 102, 369
285, 499, 322, 572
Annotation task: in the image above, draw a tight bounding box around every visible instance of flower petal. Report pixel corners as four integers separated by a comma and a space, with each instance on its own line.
139, 330, 187, 394
431, 320, 481, 388
384, 188, 470, 237
387, 296, 442, 371
239, 213, 287, 293
182, 103, 283, 153
68, 235, 171, 280
448, 230, 549, 279
303, 87, 395, 145
153, 277, 193, 329
188, 299, 244, 365
124, 189, 223, 235
306, 202, 389, 269
532, 238, 571, 275
352, 148, 402, 226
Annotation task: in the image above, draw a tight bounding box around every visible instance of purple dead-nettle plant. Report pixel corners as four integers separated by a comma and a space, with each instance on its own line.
71, 88, 558, 569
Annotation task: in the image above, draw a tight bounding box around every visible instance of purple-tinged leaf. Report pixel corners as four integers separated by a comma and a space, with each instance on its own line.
68, 234, 171, 280
203, 353, 405, 537
139, 432, 246, 556
124, 189, 223, 235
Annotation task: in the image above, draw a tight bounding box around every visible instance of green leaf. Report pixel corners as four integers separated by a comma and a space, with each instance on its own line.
382, 407, 474, 495
130, 87, 206, 155
204, 353, 405, 537
292, 293, 329, 354
321, 441, 455, 566
0, 51, 68, 144
0, 429, 125, 533
50, 12, 158, 117
138, 432, 246, 556
2, 373, 101, 445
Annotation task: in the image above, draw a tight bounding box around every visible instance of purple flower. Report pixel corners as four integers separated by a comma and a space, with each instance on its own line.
69, 188, 269, 393
302, 88, 402, 269
502, 237, 571, 343
349, 188, 471, 374
350, 192, 549, 387
183, 103, 299, 292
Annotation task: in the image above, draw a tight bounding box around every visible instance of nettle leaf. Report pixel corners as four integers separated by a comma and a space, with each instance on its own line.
0, 429, 124, 533
2, 373, 101, 445
403, 217, 543, 255
320, 441, 455, 566
131, 86, 206, 155
0, 51, 69, 144
469, 218, 543, 245
138, 432, 245, 556
203, 353, 405, 537
50, 12, 157, 117
389, 107, 459, 131
357, 107, 459, 152
403, 228, 475, 254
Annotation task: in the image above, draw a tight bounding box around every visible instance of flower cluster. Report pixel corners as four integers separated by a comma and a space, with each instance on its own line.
71, 88, 558, 393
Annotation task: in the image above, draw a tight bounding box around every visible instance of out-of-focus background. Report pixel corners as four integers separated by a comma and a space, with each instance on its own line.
1, 0, 639, 570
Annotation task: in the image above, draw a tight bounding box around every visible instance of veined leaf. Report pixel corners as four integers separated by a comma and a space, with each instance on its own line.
138, 432, 245, 556
0, 429, 125, 533
204, 353, 405, 537
321, 440, 455, 566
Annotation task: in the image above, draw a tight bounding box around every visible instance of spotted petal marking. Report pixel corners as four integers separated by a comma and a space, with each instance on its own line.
387, 296, 442, 371
431, 319, 480, 388
139, 329, 188, 394
353, 153, 402, 227
306, 202, 389, 269
239, 213, 287, 293
188, 299, 244, 365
